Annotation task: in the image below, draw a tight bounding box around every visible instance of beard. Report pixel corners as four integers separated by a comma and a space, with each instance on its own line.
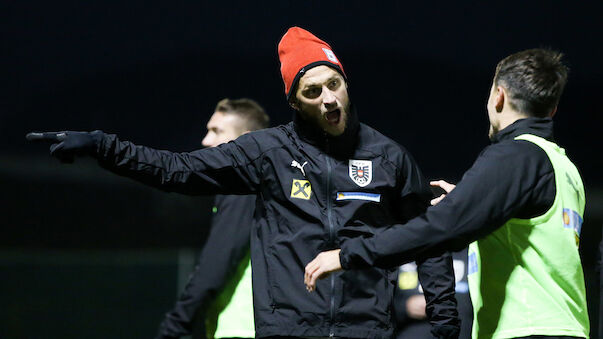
299, 101, 351, 137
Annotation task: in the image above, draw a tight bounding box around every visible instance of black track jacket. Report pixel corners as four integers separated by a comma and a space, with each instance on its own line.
93, 111, 459, 338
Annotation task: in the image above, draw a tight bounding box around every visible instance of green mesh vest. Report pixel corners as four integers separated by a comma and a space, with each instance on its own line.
467, 134, 589, 339
206, 256, 255, 338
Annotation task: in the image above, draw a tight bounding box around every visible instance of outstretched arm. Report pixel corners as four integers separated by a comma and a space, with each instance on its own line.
306, 140, 554, 285
27, 130, 264, 195
339, 142, 552, 270
304, 180, 456, 288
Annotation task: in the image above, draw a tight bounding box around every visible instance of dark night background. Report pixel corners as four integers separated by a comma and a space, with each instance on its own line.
1, 1, 602, 338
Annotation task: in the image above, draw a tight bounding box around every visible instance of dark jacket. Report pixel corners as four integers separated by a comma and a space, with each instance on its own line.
156, 194, 255, 339
340, 117, 558, 269
94, 111, 459, 338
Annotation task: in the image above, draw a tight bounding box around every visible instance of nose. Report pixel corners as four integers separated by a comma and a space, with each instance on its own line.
322, 87, 337, 109
202, 133, 213, 148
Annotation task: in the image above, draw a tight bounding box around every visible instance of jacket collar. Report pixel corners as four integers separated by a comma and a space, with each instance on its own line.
293, 103, 359, 158
490, 117, 555, 144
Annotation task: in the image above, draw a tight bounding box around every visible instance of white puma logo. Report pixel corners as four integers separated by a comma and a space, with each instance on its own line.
291, 160, 308, 176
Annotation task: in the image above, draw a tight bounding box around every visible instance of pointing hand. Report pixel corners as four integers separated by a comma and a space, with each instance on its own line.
26, 130, 103, 163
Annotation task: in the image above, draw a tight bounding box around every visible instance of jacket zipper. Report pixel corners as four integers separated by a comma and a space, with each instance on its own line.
325, 139, 336, 337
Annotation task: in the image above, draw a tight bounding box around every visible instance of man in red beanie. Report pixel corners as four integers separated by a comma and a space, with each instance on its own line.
27, 27, 459, 338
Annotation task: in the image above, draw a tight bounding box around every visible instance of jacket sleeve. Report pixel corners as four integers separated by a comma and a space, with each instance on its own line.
95, 131, 266, 195
340, 141, 555, 270
395, 149, 460, 338
156, 195, 255, 339
417, 254, 460, 338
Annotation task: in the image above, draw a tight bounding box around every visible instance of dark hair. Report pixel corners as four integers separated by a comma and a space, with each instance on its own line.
215, 98, 270, 131
494, 48, 569, 117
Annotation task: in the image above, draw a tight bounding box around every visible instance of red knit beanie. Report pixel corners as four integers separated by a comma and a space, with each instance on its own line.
278, 27, 346, 100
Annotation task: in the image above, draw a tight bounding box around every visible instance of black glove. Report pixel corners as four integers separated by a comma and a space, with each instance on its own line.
26, 130, 104, 163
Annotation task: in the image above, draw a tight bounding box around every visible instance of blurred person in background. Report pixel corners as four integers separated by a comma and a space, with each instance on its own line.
306, 48, 589, 339
156, 98, 269, 339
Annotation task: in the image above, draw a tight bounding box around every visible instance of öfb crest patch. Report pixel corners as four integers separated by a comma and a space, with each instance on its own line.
349, 160, 372, 187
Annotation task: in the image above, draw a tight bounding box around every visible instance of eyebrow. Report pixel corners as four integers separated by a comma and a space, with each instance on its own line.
301, 76, 340, 89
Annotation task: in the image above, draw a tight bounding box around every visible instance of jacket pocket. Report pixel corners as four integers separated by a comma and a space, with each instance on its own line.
337, 268, 393, 328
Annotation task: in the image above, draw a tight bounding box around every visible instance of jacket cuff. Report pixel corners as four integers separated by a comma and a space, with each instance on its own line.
340, 237, 373, 270
91, 130, 106, 157
339, 245, 352, 270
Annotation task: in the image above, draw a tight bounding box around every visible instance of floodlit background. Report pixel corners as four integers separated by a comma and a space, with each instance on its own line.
1, 1, 602, 338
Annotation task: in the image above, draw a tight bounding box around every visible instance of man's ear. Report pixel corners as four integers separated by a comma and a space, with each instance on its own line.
550, 105, 558, 118
495, 86, 505, 112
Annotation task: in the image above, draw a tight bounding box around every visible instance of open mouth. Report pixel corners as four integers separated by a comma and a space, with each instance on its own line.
325, 108, 341, 125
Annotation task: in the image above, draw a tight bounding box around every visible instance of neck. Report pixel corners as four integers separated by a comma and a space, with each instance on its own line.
501, 113, 528, 131
495, 108, 531, 133
489, 117, 555, 144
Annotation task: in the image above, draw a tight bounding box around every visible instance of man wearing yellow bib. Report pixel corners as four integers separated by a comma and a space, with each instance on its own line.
306, 49, 589, 339
157, 98, 269, 339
